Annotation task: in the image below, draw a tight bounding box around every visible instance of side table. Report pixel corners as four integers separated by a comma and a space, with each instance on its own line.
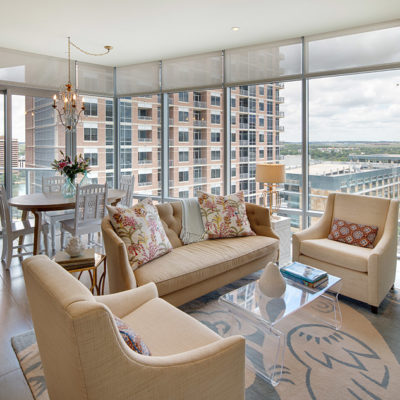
53, 253, 107, 295
271, 215, 291, 266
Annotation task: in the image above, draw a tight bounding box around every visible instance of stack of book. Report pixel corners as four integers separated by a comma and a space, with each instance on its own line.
281, 262, 328, 288
54, 248, 96, 271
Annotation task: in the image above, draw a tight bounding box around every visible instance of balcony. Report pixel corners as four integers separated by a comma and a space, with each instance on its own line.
239, 123, 248, 129
240, 173, 249, 179
276, 97, 285, 103
193, 158, 207, 165
239, 106, 248, 112
277, 111, 285, 117
239, 140, 249, 145
194, 100, 207, 108
240, 88, 249, 95
138, 159, 152, 165
138, 137, 152, 142
194, 176, 207, 183
275, 82, 285, 89
194, 139, 207, 146
138, 180, 152, 187
278, 126, 285, 132
138, 115, 152, 120
239, 156, 249, 162
194, 120, 207, 127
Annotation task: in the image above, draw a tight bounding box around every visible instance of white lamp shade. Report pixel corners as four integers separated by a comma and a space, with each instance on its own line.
256, 163, 285, 183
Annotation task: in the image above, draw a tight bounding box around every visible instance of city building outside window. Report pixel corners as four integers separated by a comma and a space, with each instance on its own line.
84, 151, 98, 166
211, 167, 221, 179
178, 92, 189, 102
178, 129, 189, 142
211, 186, 221, 195
179, 111, 189, 122
179, 150, 189, 162
83, 123, 98, 141
83, 99, 98, 116
259, 117, 264, 127
179, 170, 189, 182
211, 149, 221, 160
211, 112, 221, 124
211, 130, 220, 142
259, 101, 264, 111
211, 94, 221, 106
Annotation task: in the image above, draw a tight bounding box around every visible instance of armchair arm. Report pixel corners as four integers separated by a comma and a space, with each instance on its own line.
96, 283, 158, 318
367, 200, 399, 306
292, 193, 335, 261
246, 203, 279, 240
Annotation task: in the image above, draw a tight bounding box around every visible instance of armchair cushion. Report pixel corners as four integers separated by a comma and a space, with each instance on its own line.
301, 238, 370, 272
122, 297, 221, 356
328, 218, 378, 248
113, 315, 151, 356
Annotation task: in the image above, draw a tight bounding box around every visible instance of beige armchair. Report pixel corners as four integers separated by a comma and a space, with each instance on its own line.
23, 255, 245, 400
293, 193, 398, 312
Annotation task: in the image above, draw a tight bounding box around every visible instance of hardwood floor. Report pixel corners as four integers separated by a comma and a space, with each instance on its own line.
0, 236, 398, 400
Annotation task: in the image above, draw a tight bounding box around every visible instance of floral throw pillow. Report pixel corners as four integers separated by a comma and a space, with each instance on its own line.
197, 191, 255, 239
107, 198, 172, 270
113, 315, 151, 356
328, 218, 378, 248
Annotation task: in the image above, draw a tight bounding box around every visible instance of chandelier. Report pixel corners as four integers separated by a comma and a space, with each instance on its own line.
52, 37, 113, 134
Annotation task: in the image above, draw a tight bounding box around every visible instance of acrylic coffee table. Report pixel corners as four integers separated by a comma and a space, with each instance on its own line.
219, 270, 342, 386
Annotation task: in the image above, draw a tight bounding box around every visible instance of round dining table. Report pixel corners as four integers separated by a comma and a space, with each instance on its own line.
8, 189, 126, 255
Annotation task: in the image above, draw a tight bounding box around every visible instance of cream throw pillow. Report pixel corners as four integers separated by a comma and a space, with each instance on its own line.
107, 198, 172, 270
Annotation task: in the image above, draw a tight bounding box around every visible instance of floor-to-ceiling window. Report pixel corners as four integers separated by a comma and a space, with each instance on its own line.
308, 69, 400, 216
11, 95, 63, 198
0, 93, 4, 185
168, 89, 224, 198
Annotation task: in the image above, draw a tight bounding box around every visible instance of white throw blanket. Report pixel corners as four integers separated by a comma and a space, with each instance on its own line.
180, 198, 206, 244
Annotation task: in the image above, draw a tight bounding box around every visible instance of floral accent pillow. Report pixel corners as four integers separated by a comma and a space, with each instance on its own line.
197, 191, 255, 239
328, 218, 378, 248
113, 315, 151, 356
107, 198, 172, 270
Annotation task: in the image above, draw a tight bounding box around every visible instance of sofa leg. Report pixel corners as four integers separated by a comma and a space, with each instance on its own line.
391, 284, 395, 291
371, 306, 378, 314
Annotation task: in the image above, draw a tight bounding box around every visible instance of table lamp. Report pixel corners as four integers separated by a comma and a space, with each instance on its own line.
256, 163, 285, 216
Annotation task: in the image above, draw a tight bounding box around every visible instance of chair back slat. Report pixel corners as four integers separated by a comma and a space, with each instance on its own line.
42, 175, 65, 193
74, 184, 108, 230
0, 185, 12, 233
119, 175, 134, 208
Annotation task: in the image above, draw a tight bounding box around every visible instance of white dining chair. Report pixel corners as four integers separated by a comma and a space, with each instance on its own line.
42, 175, 75, 255
0, 185, 49, 269
60, 184, 108, 249
119, 174, 135, 207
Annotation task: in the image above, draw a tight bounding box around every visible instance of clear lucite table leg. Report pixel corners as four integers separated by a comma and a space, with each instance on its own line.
309, 280, 343, 330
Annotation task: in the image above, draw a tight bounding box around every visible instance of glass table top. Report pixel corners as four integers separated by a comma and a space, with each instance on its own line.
219, 273, 342, 326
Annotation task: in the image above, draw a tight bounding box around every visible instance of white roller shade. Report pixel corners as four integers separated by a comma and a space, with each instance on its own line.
162, 51, 223, 91
306, 24, 400, 74
77, 62, 114, 96
225, 39, 302, 85
0, 47, 71, 91
116, 62, 160, 96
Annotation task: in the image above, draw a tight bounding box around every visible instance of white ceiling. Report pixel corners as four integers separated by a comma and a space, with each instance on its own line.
1, 0, 400, 67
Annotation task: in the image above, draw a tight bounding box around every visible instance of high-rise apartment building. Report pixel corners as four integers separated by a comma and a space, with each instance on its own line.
24, 83, 284, 203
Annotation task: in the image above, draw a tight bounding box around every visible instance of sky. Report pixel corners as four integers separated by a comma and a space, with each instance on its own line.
281, 69, 400, 142
3, 68, 400, 143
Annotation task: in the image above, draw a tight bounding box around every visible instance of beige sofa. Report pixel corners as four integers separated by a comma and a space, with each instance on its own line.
293, 193, 399, 312
102, 201, 279, 306
23, 255, 246, 400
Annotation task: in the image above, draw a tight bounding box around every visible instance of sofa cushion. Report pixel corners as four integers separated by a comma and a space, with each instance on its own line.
197, 191, 255, 239
107, 199, 173, 270
156, 202, 183, 248
300, 238, 371, 272
122, 297, 220, 356
134, 235, 279, 296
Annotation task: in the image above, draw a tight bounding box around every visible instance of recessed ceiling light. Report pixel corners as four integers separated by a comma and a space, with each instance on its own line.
231, 27, 240, 31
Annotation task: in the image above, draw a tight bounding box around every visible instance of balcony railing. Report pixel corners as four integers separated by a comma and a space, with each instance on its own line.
138, 160, 152, 165
138, 137, 152, 142
194, 120, 207, 127
275, 82, 285, 89
239, 123, 248, 129
193, 158, 207, 164
276, 97, 285, 103
278, 126, 285, 132
240, 173, 249, 179
194, 176, 207, 183
239, 106, 248, 112
277, 111, 285, 117
138, 115, 152, 120
194, 101, 207, 108
138, 181, 152, 186
194, 139, 207, 146
240, 88, 248, 95
239, 140, 249, 145
239, 157, 249, 162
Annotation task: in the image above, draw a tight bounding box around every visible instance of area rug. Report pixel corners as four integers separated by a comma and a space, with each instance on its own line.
11, 272, 400, 400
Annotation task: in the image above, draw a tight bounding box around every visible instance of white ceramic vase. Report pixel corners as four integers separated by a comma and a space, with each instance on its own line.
258, 261, 286, 298
65, 237, 86, 258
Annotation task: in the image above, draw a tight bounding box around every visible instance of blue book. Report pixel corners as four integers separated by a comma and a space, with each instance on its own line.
281, 262, 327, 283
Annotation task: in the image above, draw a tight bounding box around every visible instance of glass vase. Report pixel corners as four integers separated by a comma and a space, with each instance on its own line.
79, 171, 91, 187
62, 177, 76, 198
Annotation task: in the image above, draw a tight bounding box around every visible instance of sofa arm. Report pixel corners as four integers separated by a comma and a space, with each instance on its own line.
96, 283, 158, 318
246, 203, 279, 240
101, 217, 137, 293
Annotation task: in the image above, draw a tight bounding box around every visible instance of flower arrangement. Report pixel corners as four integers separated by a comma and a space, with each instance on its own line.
51, 151, 90, 182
